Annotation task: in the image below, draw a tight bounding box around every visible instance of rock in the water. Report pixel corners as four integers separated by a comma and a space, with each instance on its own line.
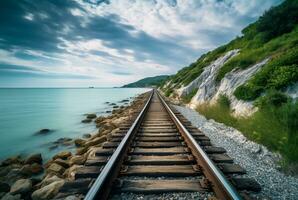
74, 139, 85, 147
0, 181, 10, 193
0, 193, 21, 200
47, 163, 65, 175
53, 151, 72, 160
36, 129, 52, 135
112, 105, 119, 108
105, 110, 111, 113
10, 179, 32, 195
69, 156, 86, 166
86, 114, 97, 119
81, 119, 92, 123
83, 133, 91, 138
25, 153, 42, 165
31, 180, 64, 200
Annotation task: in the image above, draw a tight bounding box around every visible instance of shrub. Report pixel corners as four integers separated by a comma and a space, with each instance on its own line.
255, 90, 289, 108
234, 84, 263, 101
181, 89, 197, 103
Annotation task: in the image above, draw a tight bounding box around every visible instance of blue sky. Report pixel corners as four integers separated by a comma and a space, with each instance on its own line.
0, 0, 282, 87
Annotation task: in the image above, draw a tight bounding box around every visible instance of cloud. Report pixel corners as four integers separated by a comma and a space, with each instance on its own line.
0, 0, 283, 87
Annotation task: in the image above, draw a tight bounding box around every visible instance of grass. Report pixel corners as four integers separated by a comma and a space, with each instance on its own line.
181, 89, 197, 104
197, 94, 298, 170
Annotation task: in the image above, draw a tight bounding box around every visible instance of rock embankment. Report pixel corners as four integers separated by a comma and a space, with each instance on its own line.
0, 92, 150, 200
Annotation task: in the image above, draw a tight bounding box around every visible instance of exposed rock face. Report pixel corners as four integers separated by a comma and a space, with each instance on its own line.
169, 49, 270, 116
177, 50, 239, 97
208, 58, 269, 116
10, 179, 32, 195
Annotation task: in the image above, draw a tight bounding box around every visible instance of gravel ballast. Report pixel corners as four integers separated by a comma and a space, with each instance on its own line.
174, 105, 298, 200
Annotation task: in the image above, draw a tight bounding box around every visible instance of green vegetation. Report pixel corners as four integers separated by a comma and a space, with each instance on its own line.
216, 0, 298, 82
162, 0, 298, 99
163, 45, 228, 93
234, 47, 298, 100
197, 92, 298, 167
122, 75, 169, 88
181, 89, 197, 103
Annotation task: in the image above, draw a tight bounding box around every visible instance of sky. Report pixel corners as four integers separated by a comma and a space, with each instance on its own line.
0, 0, 283, 87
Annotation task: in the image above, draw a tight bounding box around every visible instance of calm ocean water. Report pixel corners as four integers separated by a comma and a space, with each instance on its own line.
0, 88, 150, 161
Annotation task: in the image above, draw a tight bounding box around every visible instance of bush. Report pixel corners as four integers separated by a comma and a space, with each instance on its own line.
255, 90, 289, 108
218, 95, 230, 108
234, 84, 263, 101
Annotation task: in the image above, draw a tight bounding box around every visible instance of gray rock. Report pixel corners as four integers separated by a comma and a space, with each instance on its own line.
81, 119, 92, 123
10, 179, 32, 195
86, 114, 97, 119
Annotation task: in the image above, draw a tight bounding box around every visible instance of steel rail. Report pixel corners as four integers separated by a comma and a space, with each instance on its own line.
156, 90, 242, 200
84, 90, 154, 200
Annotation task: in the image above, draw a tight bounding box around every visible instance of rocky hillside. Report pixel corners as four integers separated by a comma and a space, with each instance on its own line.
161, 0, 297, 116
122, 75, 169, 88
160, 0, 298, 166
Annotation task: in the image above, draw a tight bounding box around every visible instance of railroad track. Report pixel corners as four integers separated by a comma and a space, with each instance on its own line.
56, 89, 261, 200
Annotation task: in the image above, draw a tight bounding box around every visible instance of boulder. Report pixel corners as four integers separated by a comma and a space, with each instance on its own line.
81, 119, 92, 123
76, 147, 88, 155
54, 159, 69, 169
74, 139, 85, 147
83, 136, 107, 148
36, 129, 52, 135
0, 193, 21, 200
95, 116, 105, 123
86, 114, 97, 119
53, 151, 72, 160
31, 180, 65, 200
47, 163, 65, 175
10, 179, 32, 195
69, 156, 86, 166
5, 169, 25, 185
40, 175, 63, 188
25, 153, 42, 165
0, 182, 10, 193
21, 164, 43, 175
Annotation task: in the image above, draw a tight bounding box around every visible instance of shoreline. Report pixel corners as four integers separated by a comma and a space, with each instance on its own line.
0, 91, 150, 200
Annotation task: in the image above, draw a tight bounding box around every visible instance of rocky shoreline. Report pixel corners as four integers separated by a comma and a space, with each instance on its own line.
0, 92, 150, 200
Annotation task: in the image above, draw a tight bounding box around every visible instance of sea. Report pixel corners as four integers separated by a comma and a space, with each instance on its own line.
0, 88, 150, 161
